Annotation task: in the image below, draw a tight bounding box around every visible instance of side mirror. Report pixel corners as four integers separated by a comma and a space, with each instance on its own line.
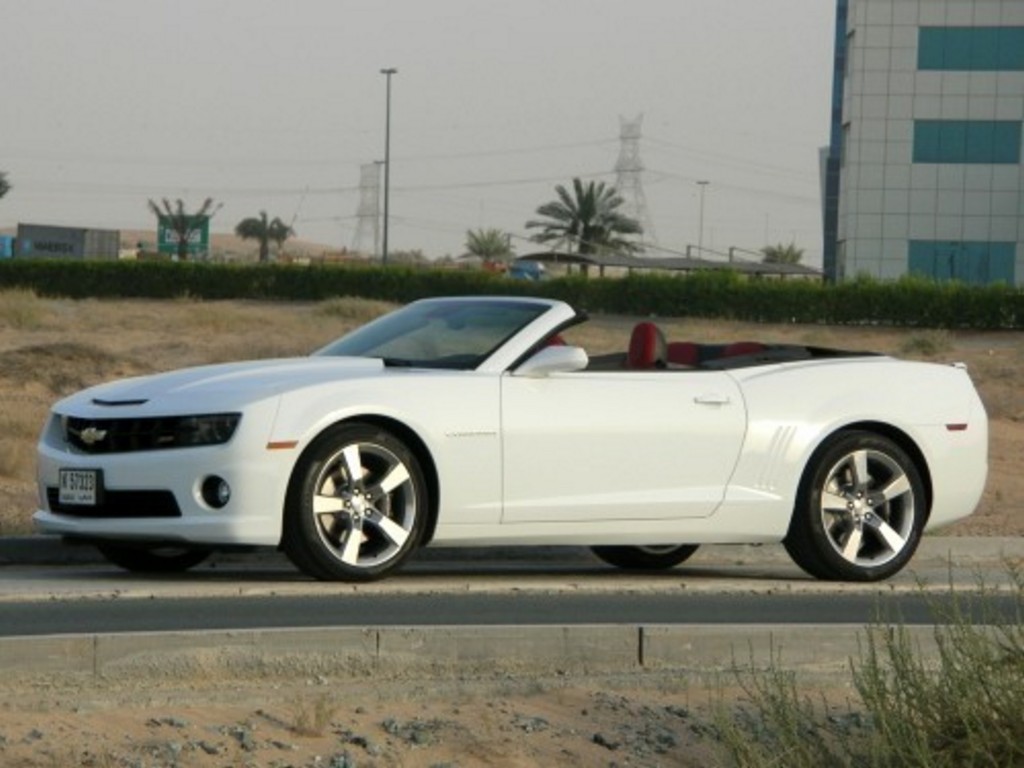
515, 345, 589, 377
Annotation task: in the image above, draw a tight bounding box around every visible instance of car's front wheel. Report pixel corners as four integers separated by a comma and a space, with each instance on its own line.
784, 431, 926, 582
95, 542, 211, 573
282, 423, 427, 582
591, 544, 699, 570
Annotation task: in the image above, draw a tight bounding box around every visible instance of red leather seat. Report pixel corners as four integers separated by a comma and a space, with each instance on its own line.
667, 341, 701, 367
721, 341, 766, 358
627, 322, 667, 369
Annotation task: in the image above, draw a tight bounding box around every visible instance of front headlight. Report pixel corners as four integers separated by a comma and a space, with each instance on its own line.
175, 414, 243, 447
60, 412, 243, 453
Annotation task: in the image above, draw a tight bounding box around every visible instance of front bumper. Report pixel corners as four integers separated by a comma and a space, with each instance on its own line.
34, 410, 296, 547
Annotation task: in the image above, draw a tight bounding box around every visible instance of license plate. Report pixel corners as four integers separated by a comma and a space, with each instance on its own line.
58, 469, 102, 506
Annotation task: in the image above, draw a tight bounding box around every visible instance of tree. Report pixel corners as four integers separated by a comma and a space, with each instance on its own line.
526, 178, 642, 255
235, 211, 295, 263
0, 171, 10, 201
147, 197, 221, 261
762, 242, 804, 265
465, 227, 514, 262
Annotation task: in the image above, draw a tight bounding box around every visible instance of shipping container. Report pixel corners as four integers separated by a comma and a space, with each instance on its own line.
15, 224, 120, 259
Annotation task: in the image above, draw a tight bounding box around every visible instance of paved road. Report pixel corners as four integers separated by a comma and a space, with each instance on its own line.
1, 589, 1019, 637
0, 537, 1019, 680
0, 536, 1020, 636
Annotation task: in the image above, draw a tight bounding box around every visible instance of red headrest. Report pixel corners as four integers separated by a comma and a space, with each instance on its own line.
627, 322, 667, 369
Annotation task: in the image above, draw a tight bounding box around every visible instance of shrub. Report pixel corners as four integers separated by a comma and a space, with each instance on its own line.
0, 288, 46, 330
0, 260, 1021, 329
899, 329, 953, 358
713, 568, 1024, 768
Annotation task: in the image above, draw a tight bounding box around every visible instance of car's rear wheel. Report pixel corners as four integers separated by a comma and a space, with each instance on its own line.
784, 431, 925, 582
95, 542, 211, 573
282, 423, 427, 582
591, 544, 699, 570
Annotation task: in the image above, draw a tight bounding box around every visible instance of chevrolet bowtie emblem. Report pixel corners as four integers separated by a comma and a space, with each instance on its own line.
78, 427, 108, 446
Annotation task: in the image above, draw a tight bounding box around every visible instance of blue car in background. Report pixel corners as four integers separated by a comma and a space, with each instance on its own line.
508, 260, 546, 281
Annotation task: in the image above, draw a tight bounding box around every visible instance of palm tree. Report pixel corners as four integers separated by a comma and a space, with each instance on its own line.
465, 228, 514, 262
235, 211, 295, 263
762, 242, 804, 265
526, 178, 642, 255
0, 171, 10, 201
148, 198, 221, 261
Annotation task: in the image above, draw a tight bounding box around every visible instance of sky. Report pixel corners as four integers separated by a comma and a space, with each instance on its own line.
0, 0, 836, 265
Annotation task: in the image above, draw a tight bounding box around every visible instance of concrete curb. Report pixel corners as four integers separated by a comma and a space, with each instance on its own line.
0, 623, 926, 685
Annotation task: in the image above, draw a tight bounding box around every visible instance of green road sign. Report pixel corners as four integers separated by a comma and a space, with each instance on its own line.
157, 216, 210, 257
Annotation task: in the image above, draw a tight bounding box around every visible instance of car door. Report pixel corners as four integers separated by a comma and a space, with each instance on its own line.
500, 368, 746, 523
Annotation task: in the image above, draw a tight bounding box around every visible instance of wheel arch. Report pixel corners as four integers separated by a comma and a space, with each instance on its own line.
800, 421, 933, 522
283, 414, 441, 547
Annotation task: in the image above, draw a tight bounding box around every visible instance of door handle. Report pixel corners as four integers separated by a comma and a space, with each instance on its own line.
694, 393, 731, 405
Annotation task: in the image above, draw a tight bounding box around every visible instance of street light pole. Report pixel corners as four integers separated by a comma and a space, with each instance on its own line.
696, 180, 709, 258
380, 67, 397, 266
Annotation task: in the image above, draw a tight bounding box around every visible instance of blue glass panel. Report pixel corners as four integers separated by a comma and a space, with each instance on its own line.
914, 120, 1022, 164
988, 243, 1017, 284
965, 122, 994, 163
939, 122, 968, 160
919, 27, 1024, 71
908, 241, 1016, 285
908, 241, 935, 277
992, 122, 1023, 163
998, 28, 1024, 70
912, 121, 941, 162
918, 28, 946, 69
971, 28, 1000, 70
943, 28, 974, 69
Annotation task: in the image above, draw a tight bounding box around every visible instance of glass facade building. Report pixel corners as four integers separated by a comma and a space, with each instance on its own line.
826, 0, 1024, 285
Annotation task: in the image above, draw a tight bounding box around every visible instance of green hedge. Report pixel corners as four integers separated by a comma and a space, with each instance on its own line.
1, 259, 1021, 329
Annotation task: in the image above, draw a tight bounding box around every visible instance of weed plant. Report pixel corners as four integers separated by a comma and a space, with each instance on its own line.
714, 567, 1024, 767
288, 692, 337, 737
0, 288, 45, 330
899, 329, 953, 358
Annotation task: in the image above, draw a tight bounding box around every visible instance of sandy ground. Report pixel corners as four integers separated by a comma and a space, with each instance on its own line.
0, 673, 753, 767
0, 292, 1020, 766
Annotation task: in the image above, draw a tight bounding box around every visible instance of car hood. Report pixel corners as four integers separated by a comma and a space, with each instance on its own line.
55, 356, 387, 414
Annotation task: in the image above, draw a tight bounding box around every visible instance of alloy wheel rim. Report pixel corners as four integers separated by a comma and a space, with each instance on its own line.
819, 448, 916, 567
311, 441, 417, 568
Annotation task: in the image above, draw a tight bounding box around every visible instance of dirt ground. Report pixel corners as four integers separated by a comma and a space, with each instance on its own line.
0, 291, 1020, 766
0, 672, 757, 767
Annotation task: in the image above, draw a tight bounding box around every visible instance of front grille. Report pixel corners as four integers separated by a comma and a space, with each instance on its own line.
63, 413, 240, 454
46, 488, 181, 518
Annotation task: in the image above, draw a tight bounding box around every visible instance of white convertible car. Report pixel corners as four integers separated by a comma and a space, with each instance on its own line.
35, 296, 988, 582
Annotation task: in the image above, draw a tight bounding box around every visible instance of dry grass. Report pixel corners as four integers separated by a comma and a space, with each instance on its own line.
0, 400, 41, 479
716, 569, 1024, 768
315, 295, 396, 323
287, 692, 338, 737
0, 296, 1020, 537
0, 288, 48, 331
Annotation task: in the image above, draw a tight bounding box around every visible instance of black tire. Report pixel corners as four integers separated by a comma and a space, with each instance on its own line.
591, 544, 699, 570
95, 542, 211, 573
784, 430, 926, 582
282, 423, 427, 582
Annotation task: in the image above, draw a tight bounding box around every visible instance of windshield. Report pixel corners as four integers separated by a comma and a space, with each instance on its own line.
315, 298, 550, 370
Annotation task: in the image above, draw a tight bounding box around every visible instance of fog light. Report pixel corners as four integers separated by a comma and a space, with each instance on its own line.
201, 476, 231, 508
